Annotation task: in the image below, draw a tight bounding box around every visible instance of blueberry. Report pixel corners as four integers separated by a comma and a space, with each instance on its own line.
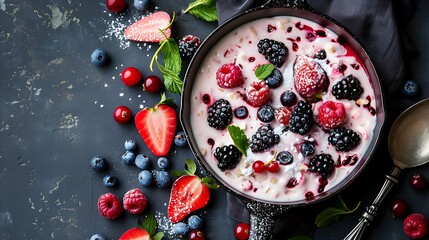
103, 175, 118, 188
257, 105, 275, 122
402, 79, 419, 97
277, 151, 293, 165
138, 170, 153, 187
91, 49, 108, 66
124, 139, 136, 151
134, 0, 150, 11
90, 234, 106, 240
173, 222, 190, 237
174, 131, 187, 147
314, 49, 327, 60
300, 141, 315, 156
122, 151, 135, 165
187, 215, 204, 230
155, 170, 171, 188
157, 157, 170, 169
265, 68, 283, 88
280, 91, 297, 107
234, 106, 249, 119
135, 154, 151, 170
90, 156, 107, 171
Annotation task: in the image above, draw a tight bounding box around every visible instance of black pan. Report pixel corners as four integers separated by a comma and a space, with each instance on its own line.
180, 0, 385, 239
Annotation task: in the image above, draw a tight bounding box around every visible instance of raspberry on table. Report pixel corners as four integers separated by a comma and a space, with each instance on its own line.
216, 63, 244, 88
257, 38, 288, 67
123, 188, 148, 214
403, 213, 429, 239
250, 124, 280, 153
293, 55, 328, 99
318, 101, 346, 130
245, 81, 270, 107
332, 75, 364, 101
214, 144, 242, 171
328, 127, 361, 152
178, 35, 201, 62
289, 100, 315, 135
308, 153, 335, 178
207, 99, 233, 130
97, 193, 122, 219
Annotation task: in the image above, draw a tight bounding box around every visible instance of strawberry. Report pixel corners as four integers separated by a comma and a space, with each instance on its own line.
119, 228, 150, 240
293, 55, 328, 99
124, 11, 172, 43
135, 94, 177, 156
120, 214, 164, 240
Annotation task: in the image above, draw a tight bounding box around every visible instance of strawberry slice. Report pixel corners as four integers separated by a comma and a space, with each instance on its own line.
124, 11, 172, 43
135, 94, 177, 156
119, 228, 150, 240
293, 55, 328, 99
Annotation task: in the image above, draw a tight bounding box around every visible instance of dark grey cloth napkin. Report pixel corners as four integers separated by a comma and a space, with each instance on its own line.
217, 0, 416, 239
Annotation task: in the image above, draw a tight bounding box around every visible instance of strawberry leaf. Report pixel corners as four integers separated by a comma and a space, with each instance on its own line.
185, 159, 197, 175
140, 214, 157, 236
171, 170, 187, 177
288, 236, 312, 240
315, 195, 361, 228
184, 0, 218, 22
201, 177, 219, 189
227, 125, 249, 156
152, 232, 164, 240
158, 92, 176, 107
255, 63, 275, 80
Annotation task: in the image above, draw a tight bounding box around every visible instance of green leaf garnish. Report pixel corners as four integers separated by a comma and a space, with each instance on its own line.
184, 158, 197, 175
157, 92, 176, 107
137, 213, 164, 238
202, 177, 220, 189
315, 195, 361, 228
171, 170, 187, 177
227, 125, 249, 156
288, 236, 312, 240
152, 232, 164, 240
156, 61, 183, 94
184, 0, 218, 22
255, 63, 275, 80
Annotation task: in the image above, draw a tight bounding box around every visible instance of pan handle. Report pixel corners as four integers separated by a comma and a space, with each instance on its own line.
264, 0, 311, 9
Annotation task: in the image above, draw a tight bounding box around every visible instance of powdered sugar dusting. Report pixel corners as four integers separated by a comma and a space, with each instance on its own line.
154, 211, 175, 238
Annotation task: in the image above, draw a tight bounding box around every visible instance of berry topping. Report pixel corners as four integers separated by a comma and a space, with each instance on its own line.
313, 49, 327, 60
245, 81, 270, 107
250, 124, 280, 153
402, 79, 419, 97
300, 141, 315, 156
143, 75, 163, 93
214, 144, 242, 171
91, 49, 108, 66
188, 215, 204, 229
138, 170, 153, 187
114, 106, 133, 124
122, 67, 142, 87
274, 106, 292, 125
124, 11, 172, 43
174, 131, 188, 147
90, 156, 107, 171
252, 160, 266, 173
403, 213, 429, 239
257, 38, 288, 67
234, 222, 251, 240
103, 175, 119, 188
216, 63, 244, 88
189, 229, 205, 240
123, 188, 148, 215
133, 0, 150, 11
293, 55, 328, 99
257, 105, 275, 122
106, 0, 125, 13
179, 35, 201, 62
276, 151, 293, 165
390, 199, 409, 218
280, 90, 297, 107
97, 193, 122, 219
155, 170, 171, 188
267, 160, 280, 173
409, 173, 427, 191
318, 101, 346, 130
207, 99, 233, 130
265, 68, 283, 88
289, 100, 315, 135
119, 227, 150, 240
234, 106, 249, 119
173, 222, 190, 237
332, 75, 364, 101
328, 127, 361, 152
308, 153, 335, 179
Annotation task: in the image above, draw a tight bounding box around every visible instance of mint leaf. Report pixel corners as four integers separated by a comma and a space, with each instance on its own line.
202, 177, 220, 189
255, 63, 275, 80
157, 92, 176, 107
184, 159, 197, 175
288, 236, 312, 240
161, 38, 182, 75
152, 232, 164, 240
227, 125, 249, 156
140, 214, 157, 236
336, 194, 350, 211
156, 60, 183, 94
184, 0, 218, 22
315, 196, 361, 228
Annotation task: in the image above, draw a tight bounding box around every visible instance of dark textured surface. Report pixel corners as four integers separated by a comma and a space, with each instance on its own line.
1, 0, 429, 240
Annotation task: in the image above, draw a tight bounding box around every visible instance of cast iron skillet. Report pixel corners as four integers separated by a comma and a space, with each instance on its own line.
180, 0, 385, 239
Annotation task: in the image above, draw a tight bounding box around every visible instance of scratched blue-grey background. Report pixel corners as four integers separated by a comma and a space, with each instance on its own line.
1, 0, 429, 239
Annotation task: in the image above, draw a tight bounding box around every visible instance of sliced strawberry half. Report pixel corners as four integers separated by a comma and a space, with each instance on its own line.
119, 227, 150, 240
124, 11, 172, 43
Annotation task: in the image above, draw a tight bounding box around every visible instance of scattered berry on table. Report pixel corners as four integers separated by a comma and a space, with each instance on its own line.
266, 160, 280, 173
103, 175, 118, 188
250, 124, 280, 153
257, 38, 288, 67
308, 153, 335, 179
135, 154, 151, 170
138, 170, 153, 187
318, 101, 346, 130
207, 99, 233, 130
274, 106, 292, 125
313, 49, 327, 60
390, 199, 409, 218
245, 81, 271, 107
113, 106, 133, 124
409, 173, 427, 191
214, 144, 242, 171
143, 75, 163, 93
216, 63, 244, 88
276, 151, 293, 165
106, 0, 125, 13
332, 75, 363, 101
90, 156, 107, 171
157, 156, 170, 169
189, 229, 205, 240
124, 139, 136, 151
97, 193, 122, 219
121, 150, 136, 165
178, 35, 201, 62
121, 67, 142, 87
234, 106, 249, 119
188, 215, 204, 229
402, 79, 419, 97
289, 100, 315, 135
133, 0, 150, 11
173, 222, 190, 237
328, 127, 361, 152
123, 188, 148, 214
124, 11, 172, 43
293, 55, 328, 99
119, 228, 150, 240
234, 222, 250, 240
280, 90, 297, 107
90, 234, 105, 240
252, 160, 266, 173
257, 105, 275, 122
174, 131, 187, 147
300, 141, 315, 156
90, 49, 108, 66
264, 68, 283, 88
403, 213, 429, 239
155, 170, 171, 188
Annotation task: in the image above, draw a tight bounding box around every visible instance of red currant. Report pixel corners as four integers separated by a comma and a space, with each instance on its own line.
267, 161, 280, 173
143, 75, 163, 93
113, 106, 132, 124
234, 222, 250, 240
106, 0, 125, 12
390, 199, 408, 218
252, 160, 265, 173
409, 173, 427, 191
121, 67, 142, 86
189, 229, 205, 240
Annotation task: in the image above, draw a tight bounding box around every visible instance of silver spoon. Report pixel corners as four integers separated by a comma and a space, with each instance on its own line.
344, 98, 429, 240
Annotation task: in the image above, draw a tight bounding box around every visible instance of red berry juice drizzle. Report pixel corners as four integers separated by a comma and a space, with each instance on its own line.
267, 24, 277, 32
248, 57, 255, 62
305, 191, 314, 199
287, 177, 298, 188
363, 96, 376, 116
318, 177, 328, 193
342, 154, 359, 166
207, 138, 215, 149
202, 94, 211, 104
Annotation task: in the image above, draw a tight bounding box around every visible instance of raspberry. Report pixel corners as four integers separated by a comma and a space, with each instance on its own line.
318, 101, 346, 130
245, 81, 270, 107
293, 55, 328, 99
274, 106, 292, 125
178, 35, 201, 62
403, 213, 429, 239
216, 63, 244, 88
123, 188, 148, 214
97, 193, 122, 219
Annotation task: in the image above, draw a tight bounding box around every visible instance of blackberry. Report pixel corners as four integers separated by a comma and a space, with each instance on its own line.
257, 38, 288, 67
328, 127, 361, 152
250, 124, 280, 153
265, 68, 283, 88
214, 144, 242, 171
257, 105, 275, 122
178, 35, 201, 62
313, 49, 327, 60
207, 99, 233, 130
308, 153, 335, 178
332, 75, 364, 101
289, 100, 315, 135
276, 151, 293, 165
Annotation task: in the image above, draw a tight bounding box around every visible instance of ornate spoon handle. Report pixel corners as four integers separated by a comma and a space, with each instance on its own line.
343, 166, 402, 240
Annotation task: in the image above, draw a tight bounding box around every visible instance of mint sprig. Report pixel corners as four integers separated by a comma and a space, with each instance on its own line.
315, 195, 361, 228
137, 213, 164, 240
227, 125, 249, 156
255, 63, 275, 80
184, 0, 218, 22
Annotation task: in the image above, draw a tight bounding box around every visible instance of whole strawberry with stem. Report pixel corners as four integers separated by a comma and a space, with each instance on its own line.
120, 214, 164, 240
168, 159, 219, 223
293, 55, 328, 99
